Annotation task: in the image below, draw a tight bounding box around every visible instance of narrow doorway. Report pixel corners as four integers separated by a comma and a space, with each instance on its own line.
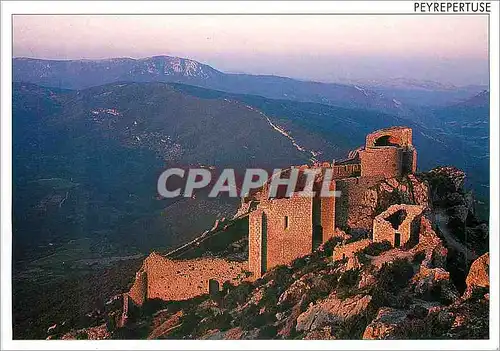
394, 231, 401, 247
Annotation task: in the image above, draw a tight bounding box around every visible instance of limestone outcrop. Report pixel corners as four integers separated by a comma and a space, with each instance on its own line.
464, 252, 489, 299
363, 308, 409, 339
296, 293, 372, 332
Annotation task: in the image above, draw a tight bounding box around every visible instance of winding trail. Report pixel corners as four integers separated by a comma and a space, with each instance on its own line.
244, 104, 319, 162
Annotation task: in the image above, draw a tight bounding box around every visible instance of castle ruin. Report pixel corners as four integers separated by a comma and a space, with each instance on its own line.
373, 204, 425, 248
128, 126, 426, 306
248, 126, 419, 277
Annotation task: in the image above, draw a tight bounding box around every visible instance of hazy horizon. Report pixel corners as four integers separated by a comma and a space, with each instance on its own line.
13, 15, 489, 86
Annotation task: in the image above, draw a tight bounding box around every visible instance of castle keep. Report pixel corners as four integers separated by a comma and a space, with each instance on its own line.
359, 126, 417, 178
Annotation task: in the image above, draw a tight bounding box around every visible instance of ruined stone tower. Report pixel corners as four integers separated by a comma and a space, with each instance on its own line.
248, 169, 337, 278
248, 126, 419, 278
373, 204, 425, 248
359, 126, 417, 178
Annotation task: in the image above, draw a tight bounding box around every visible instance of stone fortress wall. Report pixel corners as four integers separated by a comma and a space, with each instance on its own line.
332, 239, 372, 261
248, 126, 419, 278
249, 195, 314, 278
373, 204, 425, 248
248, 166, 339, 277
128, 253, 248, 306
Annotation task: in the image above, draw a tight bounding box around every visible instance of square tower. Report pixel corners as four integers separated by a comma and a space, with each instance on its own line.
248, 168, 337, 278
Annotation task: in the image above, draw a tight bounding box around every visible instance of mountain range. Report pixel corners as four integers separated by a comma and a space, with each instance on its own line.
13, 56, 415, 113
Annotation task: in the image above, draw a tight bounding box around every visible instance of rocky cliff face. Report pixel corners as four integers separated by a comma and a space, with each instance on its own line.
51, 168, 489, 340
464, 253, 489, 300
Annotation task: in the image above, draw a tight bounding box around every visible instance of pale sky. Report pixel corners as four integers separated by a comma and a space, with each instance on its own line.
13, 15, 489, 85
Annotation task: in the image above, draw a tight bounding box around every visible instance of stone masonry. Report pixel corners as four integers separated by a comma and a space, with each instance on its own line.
128, 126, 423, 306
373, 204, 425, 248
128, 253, 249, 306
359, 126, 417, 178
249, 126, 419, 277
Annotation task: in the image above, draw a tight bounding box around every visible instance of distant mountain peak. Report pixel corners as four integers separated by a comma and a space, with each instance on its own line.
13, 55, 222, 81
126, 55, 221, 79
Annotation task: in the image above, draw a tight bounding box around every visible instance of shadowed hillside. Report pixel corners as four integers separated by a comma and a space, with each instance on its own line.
13, 56, 402, 113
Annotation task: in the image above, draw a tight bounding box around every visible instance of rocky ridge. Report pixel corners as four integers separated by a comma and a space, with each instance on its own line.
51, 167, 489, 340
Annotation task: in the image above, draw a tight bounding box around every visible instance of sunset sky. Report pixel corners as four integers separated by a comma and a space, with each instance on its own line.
13, 15, 489, 85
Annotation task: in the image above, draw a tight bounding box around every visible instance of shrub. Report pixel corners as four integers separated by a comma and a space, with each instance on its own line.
105, 314, 117, 332
338, 269, 360, 289
290, 256, 308, 271
169, 311, 199, 338
76, 331, 88, 340
377, 258, 414, 294
392, 310, 455, 339
362, 241, 392, 256
236, 304, 275, 330
223, 281, 253, 310
321, 237, 343, 257
196, 311, 232, 335
259, 285, 280, 309
257, 324, 278, 339
355, 251, 371, 265
298, 258, 328, 276
413, 251, 426, 264
300, 286, 331, 312
141, 298, 169, 317
334, 313, 370, 339
222, 281, 234, 294
264, 265, 293, 287
336, 269, 361, 299
111, 325, 142, 339
370, 285, 392, 309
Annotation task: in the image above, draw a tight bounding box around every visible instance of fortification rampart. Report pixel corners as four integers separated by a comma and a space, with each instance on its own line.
128, 253, 248, 306
332, 163, 361, 178
365, 127, 413, 148
335, 176, 384, 231
359, 126, 417, 178
129, 270, 148, 306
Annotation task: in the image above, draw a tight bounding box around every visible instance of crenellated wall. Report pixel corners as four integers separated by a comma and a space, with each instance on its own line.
332, 163, 361, 178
